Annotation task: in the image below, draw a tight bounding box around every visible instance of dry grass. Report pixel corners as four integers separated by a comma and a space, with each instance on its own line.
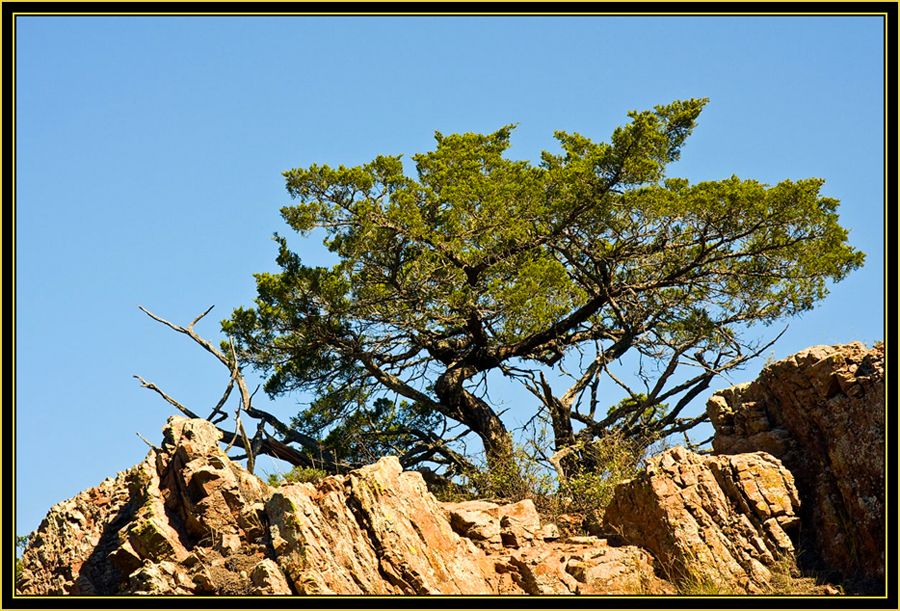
670, 553, 844, 596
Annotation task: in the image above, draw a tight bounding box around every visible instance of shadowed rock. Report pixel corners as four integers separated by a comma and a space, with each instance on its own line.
707, 342, 884, 587
17, 416, 673, 595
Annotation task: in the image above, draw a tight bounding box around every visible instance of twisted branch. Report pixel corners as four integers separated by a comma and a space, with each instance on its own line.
136, 305, 353, 475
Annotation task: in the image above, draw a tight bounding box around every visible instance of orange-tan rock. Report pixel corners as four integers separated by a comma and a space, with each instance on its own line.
707, 342, 884, 586
17, 341, 882, 597
602, 447, 801, 593
16, 417, 673, 596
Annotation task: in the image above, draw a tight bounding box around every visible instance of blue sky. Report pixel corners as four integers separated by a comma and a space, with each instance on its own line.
15, 15, 885, 538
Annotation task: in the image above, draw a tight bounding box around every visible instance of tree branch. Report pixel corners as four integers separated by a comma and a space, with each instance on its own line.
138, 305, 230, 368
138, 306, 356, 474
133, 375, 199, 419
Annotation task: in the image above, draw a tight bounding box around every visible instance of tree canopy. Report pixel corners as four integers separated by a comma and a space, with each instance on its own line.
205, 98, 863, 480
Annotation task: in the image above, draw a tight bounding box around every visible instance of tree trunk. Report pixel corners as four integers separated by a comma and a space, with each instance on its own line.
434, 367, 519, 481
547, 399, 583, 480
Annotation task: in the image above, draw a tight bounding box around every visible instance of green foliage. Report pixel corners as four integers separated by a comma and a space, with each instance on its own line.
222, 98, 865, 478
269, 465, 329, 487
225, 100, 717, 382
606, 393, 667, 431
15, 534, 32, 582
456, 443, 557, 506
562, 431, 659, 519
431, 424, 656, 530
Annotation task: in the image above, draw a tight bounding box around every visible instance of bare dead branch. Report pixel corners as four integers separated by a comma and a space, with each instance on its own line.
223, 410, 242, 454
188, 305, 216, 332
208, 377, 234, 422
136, 431, 161, 452
549, 444, 579, 486
228, 337, 253, 413
139, 306, 270, 470
138, 305, 230, 368
237, 418, 255, 474
133, 375, 199, 419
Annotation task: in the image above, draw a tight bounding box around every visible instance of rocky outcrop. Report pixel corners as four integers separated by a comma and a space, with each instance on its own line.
441, 499, 674, 594
706, 342, 884, 586
19, 339, 882, 597
266, 456, 496, 594
602, 447, 802, 593
17, 418, 279, 596
17, 416, 673, 596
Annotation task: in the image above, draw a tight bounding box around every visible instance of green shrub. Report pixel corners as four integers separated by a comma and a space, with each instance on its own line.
15, 534, 32, 582
561, 432, 654, 519
466, 446, 556, 505
430, 426, 660, 528
268, 465, 329, 487
428, 434, 559, 513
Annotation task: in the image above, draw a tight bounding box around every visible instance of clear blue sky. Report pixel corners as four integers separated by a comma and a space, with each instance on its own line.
15, 15, 885, 539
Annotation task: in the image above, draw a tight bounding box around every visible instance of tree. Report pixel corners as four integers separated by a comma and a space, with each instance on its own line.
141, 99, 864, 482
16, 534, 33, 582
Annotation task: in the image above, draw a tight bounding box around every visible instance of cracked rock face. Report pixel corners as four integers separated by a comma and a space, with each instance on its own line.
500, 537, 676, 595
266, 456, 498, 595
602, 447, 801, 594
16, 416, 673, 596
17, 417, 284, 596
441, 499, 546, 549
20, 352, 871, 600
707, 342, 884, 584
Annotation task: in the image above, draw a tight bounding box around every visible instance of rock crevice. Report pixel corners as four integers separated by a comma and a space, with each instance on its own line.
707, 342, 884, 584
16, 343, 883, 596
17, 417, 671, 596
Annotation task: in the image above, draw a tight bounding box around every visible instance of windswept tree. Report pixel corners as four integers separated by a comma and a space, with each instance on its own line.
139, 98, 863, 481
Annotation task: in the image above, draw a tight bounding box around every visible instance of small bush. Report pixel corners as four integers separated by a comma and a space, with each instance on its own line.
268, 466, 329, 487
455, 444, 556, 507
561, 431, 656, 520
430, 426, 660, 530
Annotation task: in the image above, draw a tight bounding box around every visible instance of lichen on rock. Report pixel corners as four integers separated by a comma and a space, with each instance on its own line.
707, 342, 884, 586
602, 446, 801, 593
16, 341, 883, 597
